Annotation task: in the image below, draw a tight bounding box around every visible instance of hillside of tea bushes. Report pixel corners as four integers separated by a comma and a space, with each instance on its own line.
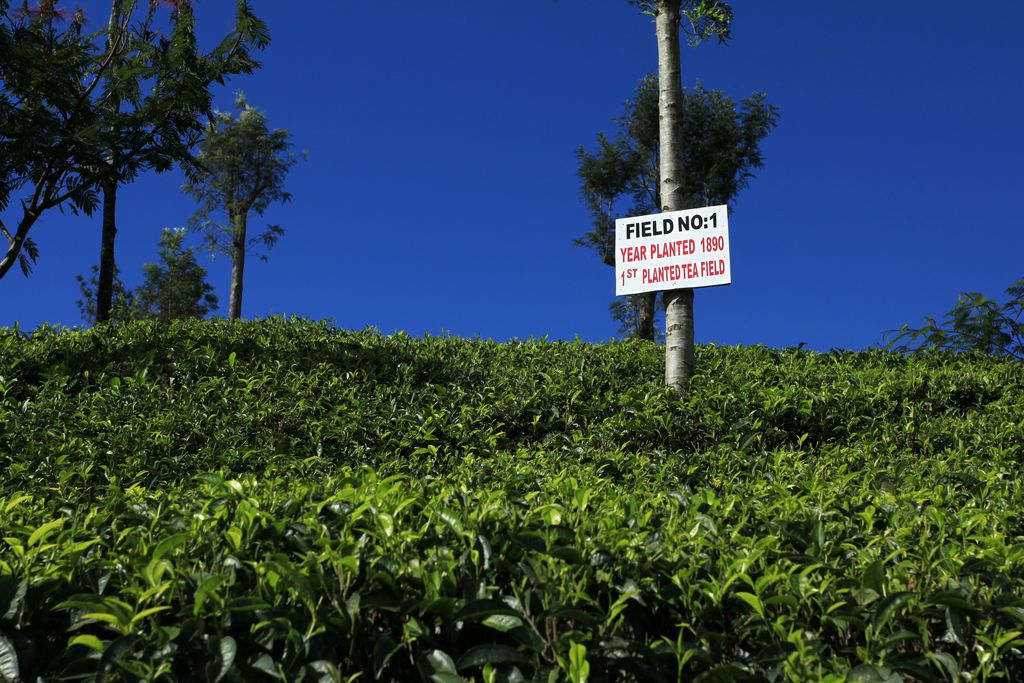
1, 319, 1023, 682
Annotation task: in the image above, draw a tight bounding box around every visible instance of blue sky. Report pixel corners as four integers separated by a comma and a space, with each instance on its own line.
4, 1, 1023, 351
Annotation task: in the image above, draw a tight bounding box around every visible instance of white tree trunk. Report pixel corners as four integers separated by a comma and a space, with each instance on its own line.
655, 0, 695, 394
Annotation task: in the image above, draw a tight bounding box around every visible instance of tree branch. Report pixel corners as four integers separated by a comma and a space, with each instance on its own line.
40, 177, 93, 211
77, 8, 133, 110
0, 213, 36, 280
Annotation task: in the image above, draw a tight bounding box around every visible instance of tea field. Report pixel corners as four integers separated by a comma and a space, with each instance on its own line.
1, 319, 1023, 682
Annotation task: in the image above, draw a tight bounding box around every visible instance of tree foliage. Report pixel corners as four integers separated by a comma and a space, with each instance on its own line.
887, 276, 1024, 360
610, 296, 665, 343
1, 1, 105, 278
0, 0, 270, 281
77, 228, 217, 324
134, 228, 219, 322
93, 0, 270, 323
76, 265, 136, 325
628, 0, 733, 46
577, 75, 778, 338
184, 93, 300, 319
96, 0, 269, 186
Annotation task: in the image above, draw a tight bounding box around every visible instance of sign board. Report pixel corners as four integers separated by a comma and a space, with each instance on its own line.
615, 205, 731, 296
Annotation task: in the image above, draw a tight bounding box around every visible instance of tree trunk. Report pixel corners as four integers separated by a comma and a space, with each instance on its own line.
655, 0, 695, 394
96, 178, 118, 323
664, 287, 695, 385
637, 292, 656, 341
228, 212, 247, 320
96, 0, 124, 324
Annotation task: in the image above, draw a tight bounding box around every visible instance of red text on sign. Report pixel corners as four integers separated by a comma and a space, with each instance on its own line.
619, 246, 647, 263
700, 260, 726, 277
651, 239, 695, 259
701, 236, 725, 253
620, 239, 696, 264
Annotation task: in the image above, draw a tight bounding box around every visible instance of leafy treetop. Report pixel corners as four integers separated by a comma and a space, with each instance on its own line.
577, 75, 778, 267
628, 0, 733, 45
183, 93, 300, 262
887, 276, 1024, 361
134, 228, 219, 322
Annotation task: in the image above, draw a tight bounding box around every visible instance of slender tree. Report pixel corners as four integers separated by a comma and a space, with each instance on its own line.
656, 0, 693, 392
184, 94, 299, 320
134, 228, 218, 321
578, 75, 777, 341
629, 0, 733, 393
95, 0, 125, 324
93, 0, 270, 322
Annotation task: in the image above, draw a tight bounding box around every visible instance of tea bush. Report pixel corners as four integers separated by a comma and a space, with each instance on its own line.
1, 319, 1022, 681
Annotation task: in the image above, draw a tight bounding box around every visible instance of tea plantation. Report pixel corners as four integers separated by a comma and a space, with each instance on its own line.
1, 319, 1022, 682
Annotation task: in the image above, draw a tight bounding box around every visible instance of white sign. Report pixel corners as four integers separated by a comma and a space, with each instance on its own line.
615, 205, 731, 296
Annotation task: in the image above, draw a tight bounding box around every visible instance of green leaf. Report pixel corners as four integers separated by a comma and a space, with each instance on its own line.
69, 634, 105, 652
853, 588, 880, 607
194, 574, 230, 615
437, 508, 464, 535
215, 636, 237, 682
996, 630, 1023, 650
927, 651, 960, 683
944, 607, 967, 646
227, 596, 271, 612
872, 592, 914, 632
861, 560, 885, 594
249, 653, 281, 679
456, 645, 530, 671
377, 511, 394, 537
373, 633, 401, 679
482, 614, 523, 633
881, 629, 920, 649
477, 534, 492, 570
82, 612, 126, 628
3, 495, 31, 514
27, 517, 66, 547
735, 591, 765, 620
96, 635, 139, 683
0, 577, 26, 621
418, 649, 462, 683
930, 590, 975, 611
0, 636, 19, 683
306, 660, 342, 683
152, 533, 188, 561
549, 546, 584, 564
845, 664, 902, 683
568, 642, 589, 683
456, 599, 518, 622
131, 605, 171, 624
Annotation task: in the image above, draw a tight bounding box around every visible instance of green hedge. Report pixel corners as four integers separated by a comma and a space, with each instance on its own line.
1, 319, 1022, 682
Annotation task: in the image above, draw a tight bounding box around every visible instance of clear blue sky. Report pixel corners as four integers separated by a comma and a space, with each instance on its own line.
5, 1, 1023, 351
